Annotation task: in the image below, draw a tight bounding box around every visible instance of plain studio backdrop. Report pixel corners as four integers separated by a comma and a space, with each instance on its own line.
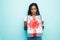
0, 0, 60, 40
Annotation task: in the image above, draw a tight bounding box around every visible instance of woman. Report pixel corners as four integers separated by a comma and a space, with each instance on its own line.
24, 3, 44, 40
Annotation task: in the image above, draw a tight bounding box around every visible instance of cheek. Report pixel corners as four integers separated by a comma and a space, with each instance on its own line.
34, 10, 37, 12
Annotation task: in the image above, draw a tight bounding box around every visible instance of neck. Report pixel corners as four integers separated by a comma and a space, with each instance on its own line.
32, 13, 36, 16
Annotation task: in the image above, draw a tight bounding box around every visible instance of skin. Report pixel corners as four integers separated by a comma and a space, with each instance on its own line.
24, 5, 44, 30
31, 5, 37, 16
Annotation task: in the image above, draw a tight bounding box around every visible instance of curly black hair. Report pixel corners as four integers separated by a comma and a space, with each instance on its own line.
28, 3, 40, 16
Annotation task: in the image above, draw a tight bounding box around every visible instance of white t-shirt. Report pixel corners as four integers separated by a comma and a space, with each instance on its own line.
24, 15, 44, 37
24, 15, 44, 21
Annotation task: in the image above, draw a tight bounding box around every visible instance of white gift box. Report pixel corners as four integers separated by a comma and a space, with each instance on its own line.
27, 15, 43, 37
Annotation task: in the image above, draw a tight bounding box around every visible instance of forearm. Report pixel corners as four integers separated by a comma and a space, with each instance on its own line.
42, 21, 44, 29
24, 21, 27, 30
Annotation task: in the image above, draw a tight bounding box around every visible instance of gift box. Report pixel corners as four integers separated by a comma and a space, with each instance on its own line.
27, 15, 43, 37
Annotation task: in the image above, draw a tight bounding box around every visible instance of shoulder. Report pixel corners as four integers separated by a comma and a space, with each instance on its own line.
37, 15, 44, 21
24, 15, 30, 21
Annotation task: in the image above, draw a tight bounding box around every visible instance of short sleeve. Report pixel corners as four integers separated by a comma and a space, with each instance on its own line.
24, 16, 27, 21
39, 15, 44, 21
42, 16, 44, 21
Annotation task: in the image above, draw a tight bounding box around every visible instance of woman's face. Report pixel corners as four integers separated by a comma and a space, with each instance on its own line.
31, 5, 37, 15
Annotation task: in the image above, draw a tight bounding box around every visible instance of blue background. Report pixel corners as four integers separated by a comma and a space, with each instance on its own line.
0, 0, 60, 40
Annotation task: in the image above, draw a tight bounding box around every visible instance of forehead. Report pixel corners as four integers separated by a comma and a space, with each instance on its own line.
31, 5, 36, 8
